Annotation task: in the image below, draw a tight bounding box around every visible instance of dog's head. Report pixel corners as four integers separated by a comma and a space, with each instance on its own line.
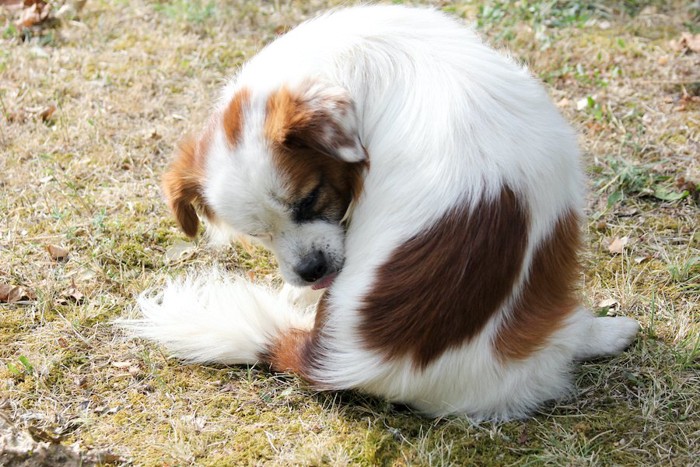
162, 81, 367, 288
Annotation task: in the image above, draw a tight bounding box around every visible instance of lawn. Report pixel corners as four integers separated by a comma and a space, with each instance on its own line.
1, 0, 698, 465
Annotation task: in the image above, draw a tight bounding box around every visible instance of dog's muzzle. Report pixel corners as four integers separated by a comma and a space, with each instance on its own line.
295, 250, 330, 284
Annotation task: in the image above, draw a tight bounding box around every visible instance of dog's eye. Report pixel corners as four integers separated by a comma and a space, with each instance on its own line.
284, 135, 308, 150
293, 185, 320, 222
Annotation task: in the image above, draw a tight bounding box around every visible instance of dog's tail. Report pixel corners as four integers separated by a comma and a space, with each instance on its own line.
118, 268, 315, 367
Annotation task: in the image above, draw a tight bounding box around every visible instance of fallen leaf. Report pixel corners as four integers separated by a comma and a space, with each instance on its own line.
608, 236, 629, 255
15, 0, 51, 29
5, 109, 28, 123
164, 240, 195, 263
111, 361, 134, 369
0, 284, 13, 301
671, 32, 700, 54
37, 103, 56, 122
676, 176, 697, 194
0, 284, 36, 303
597, 298, 620, 309
47, 244, 69, 262
57, 285, 84, 305
673, 94, 700, 112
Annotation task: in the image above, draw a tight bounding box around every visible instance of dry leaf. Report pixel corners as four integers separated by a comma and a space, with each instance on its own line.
164, 240, 195, 263
15, 0, 51, 29
608, 236, 629, 255
5, 109, 28, 123
0, 284, 36, 303
47, 244, 69, 262
674, 94, 700, 112
597, 298, 620, 309
671, 32, 700, 54
57, 285, 84, 305
110, 361, 134, 369
38, 104, 56, 122
0, 284, 13, 302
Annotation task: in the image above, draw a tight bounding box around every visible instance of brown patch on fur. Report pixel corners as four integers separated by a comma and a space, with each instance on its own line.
359, 187, 529, 369
265, 86, 366, 219
265, 84, 364, 162
495, 210, 582, 361
264, 328, 312, 375
162, 134, 211, 237
162, 89, 249, 237
260, 293, 331, 386
222, 88, 249, 147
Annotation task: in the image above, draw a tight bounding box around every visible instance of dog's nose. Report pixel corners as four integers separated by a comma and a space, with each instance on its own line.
295, 251, 328, 283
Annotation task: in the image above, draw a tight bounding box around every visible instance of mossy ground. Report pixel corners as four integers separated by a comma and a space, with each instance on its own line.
1, 0, 698, 465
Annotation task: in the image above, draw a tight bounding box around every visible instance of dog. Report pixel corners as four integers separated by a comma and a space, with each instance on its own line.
127, 5, 640, 420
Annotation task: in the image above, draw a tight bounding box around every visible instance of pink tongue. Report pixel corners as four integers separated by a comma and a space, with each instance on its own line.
311, 272, 338, 290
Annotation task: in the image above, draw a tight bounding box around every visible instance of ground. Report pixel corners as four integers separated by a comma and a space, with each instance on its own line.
0, 0, 698, 465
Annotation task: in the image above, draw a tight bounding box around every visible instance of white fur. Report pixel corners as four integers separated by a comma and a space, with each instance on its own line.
121, 269, 313, 364
127, 6, 639, 419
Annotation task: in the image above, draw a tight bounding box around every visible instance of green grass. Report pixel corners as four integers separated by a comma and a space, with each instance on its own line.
1, 0, 698, 465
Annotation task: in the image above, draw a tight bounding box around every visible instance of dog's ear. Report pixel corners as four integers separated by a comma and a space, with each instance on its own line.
268, 82, 368, 164
162, 137, 205, 238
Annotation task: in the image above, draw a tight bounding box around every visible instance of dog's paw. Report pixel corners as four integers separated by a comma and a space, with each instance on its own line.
597, 316, 640, 354
280, 283, 323, 310
574, 316, 640, 360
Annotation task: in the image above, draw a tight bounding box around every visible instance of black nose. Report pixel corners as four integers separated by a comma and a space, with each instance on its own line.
295, 250, 328, 283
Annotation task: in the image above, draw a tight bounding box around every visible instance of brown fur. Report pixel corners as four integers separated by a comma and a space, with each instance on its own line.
162, 89, 250, 237
264, 86, 366, 220
359, 187, 530, 369
161, 135, 208, 237
262, 293, 331, 386
265, 83, 364, 162
494, 210, 582, 360
222, 88, 250, 147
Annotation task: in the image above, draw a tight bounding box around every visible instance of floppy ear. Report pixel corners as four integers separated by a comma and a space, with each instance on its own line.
161, 137, 205, 237
268, 82, 368, 164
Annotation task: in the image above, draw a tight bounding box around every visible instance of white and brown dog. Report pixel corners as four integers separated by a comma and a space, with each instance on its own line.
128, 5, 640, 420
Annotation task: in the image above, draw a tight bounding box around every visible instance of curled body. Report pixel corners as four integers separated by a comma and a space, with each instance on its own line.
125, 5, 639, 419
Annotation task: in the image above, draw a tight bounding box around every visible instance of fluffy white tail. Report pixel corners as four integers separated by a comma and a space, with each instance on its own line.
118, 269, 314, 365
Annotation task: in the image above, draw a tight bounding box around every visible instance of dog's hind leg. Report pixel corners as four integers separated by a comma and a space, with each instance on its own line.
570, 308, 640, 361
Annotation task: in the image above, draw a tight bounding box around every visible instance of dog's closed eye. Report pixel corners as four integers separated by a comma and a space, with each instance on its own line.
293, 184, 321, 223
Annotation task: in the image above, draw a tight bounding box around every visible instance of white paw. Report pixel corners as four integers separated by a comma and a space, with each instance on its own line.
599, 317, 640, 354
575, 316, 640, 360
279, 283, 323, 310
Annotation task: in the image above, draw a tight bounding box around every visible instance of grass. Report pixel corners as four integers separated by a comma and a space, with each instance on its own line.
1, 0, 698, 465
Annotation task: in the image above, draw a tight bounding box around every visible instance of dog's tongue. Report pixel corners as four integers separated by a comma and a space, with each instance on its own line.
311, 272, 338, 290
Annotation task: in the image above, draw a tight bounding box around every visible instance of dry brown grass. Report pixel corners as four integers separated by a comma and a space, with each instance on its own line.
1, 0, 698, 465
